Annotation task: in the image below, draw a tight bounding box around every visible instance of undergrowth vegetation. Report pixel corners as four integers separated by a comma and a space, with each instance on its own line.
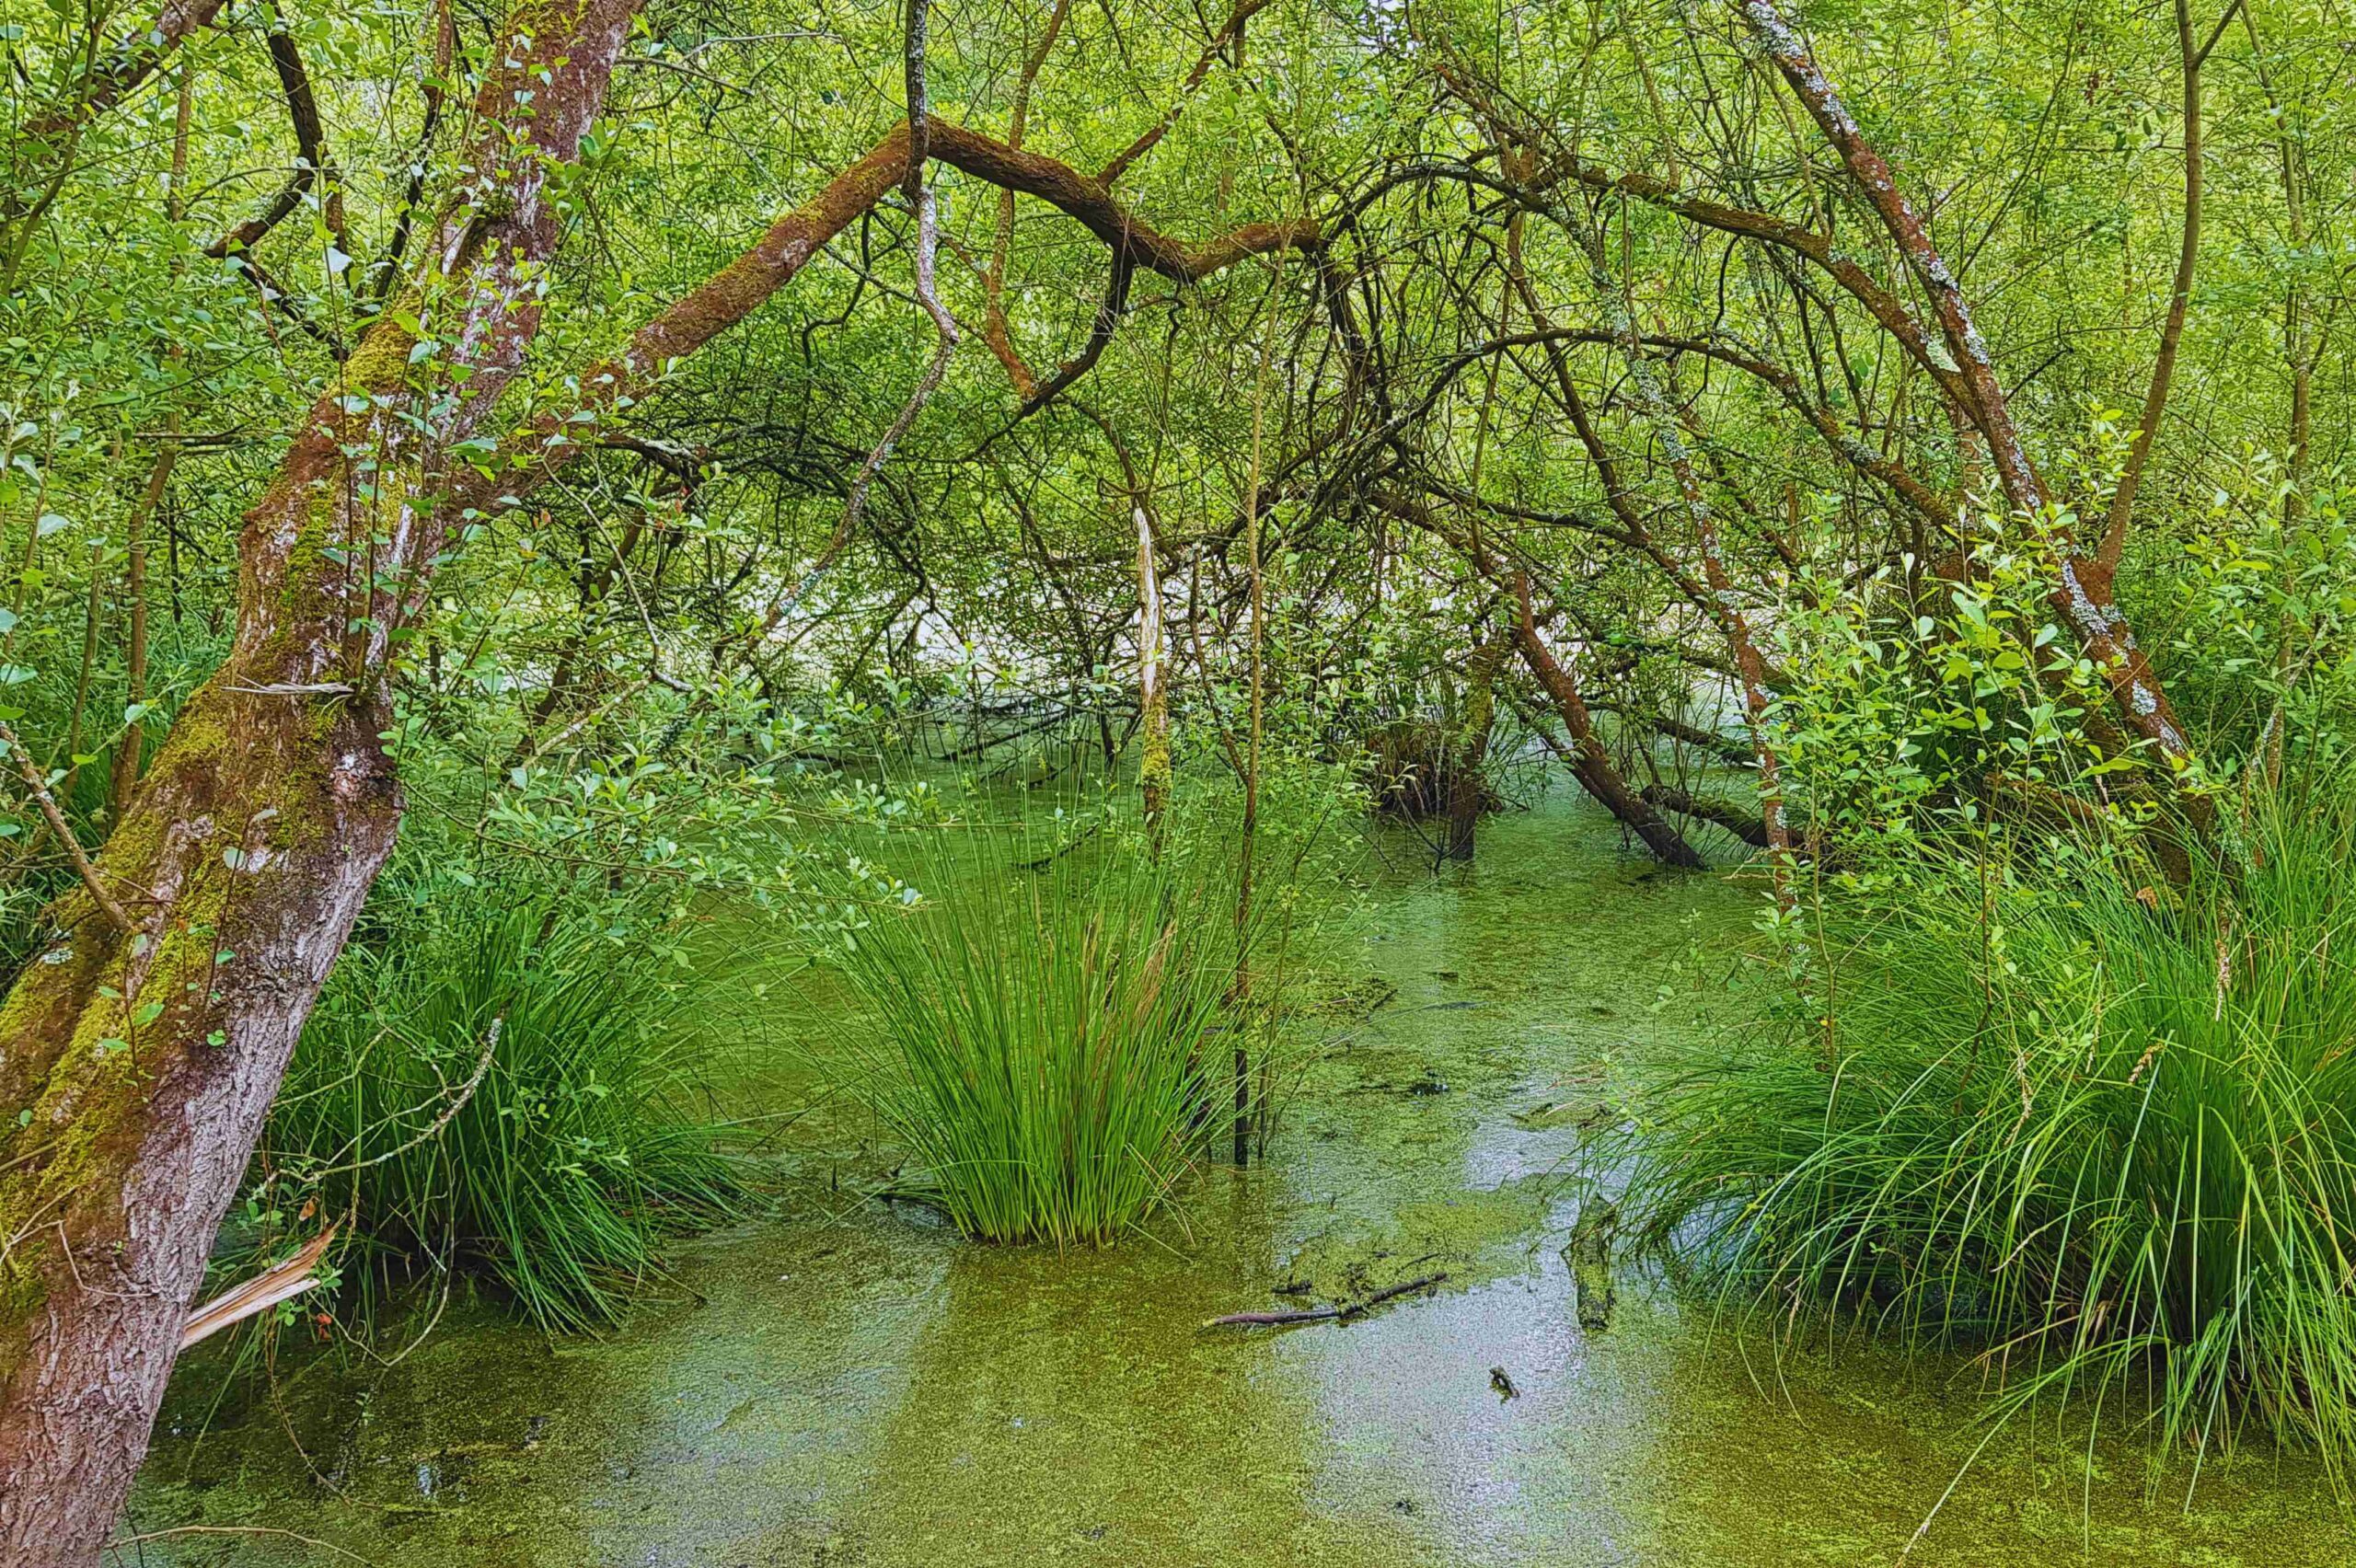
241, 859, 744, 1332
833, 826, 1258, 1245
15, 0, 2356, 1545
1626, 769, 2356, 1478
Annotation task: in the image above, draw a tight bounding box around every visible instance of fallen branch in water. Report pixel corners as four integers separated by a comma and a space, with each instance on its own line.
1204, 1272, 1448, 1328
1019, 821, 1103, 871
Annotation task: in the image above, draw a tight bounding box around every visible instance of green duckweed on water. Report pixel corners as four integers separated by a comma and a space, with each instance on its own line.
24, 11, 2356, 1561
128, 794, 2351, 1566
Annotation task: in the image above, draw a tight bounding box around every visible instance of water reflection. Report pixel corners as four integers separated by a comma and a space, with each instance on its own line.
130, 794, 2350, 1565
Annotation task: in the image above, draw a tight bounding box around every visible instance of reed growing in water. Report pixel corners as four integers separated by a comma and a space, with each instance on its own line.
1627, 771, 2356, 1480
256, 869, 742, 1331
836, 837, 1247, 1245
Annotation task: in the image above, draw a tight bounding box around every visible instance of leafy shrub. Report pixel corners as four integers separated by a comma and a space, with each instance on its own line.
252, 866, 743, 1332
834, 834, 1249, 1245
1626, 774, 2356, 1478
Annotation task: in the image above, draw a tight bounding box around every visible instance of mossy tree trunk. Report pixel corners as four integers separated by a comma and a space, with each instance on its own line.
0, 4, 641, 1558
0, 35, 1323, 1556
1443, 628, 1508, 861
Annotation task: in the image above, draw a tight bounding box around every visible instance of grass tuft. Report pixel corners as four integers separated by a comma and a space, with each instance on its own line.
834, 834, 1248, 1245
253, 870, 743, 1332
1625, 772, 2356, 1481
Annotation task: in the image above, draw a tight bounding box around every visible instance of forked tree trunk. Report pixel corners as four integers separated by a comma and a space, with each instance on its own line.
0, 5, 640, 1559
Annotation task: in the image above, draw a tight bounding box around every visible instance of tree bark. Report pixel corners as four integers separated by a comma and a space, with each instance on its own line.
0, 6, 640, 1560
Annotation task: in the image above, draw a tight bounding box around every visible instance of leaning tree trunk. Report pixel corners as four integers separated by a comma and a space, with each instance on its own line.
0, 4, 640, 1560
1510, 585, 1704, 870
1538, 175, 1796, 901
1737, 0, 2198, 777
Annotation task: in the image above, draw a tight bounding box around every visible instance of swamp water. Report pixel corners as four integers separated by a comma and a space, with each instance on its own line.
129, 793, 2350, 1565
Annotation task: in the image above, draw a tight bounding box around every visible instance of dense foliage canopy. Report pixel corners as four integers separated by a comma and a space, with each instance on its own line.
3, 0, 2354, 1557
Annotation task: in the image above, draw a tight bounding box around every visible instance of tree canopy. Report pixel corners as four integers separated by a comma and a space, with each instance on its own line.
2, 0, 2353, 1557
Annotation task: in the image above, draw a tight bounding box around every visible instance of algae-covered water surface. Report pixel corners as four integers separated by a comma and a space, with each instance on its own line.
128, 795, 2350, 1565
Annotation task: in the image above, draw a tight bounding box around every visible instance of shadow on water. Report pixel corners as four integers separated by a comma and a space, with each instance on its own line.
129, 790, 2352, 1565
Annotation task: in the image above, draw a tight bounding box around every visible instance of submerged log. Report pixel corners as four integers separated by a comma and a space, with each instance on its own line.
1567, 1200, 1617, 1331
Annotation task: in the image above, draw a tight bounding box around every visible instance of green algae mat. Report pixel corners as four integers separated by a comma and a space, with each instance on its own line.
131, 796, 2352, 1566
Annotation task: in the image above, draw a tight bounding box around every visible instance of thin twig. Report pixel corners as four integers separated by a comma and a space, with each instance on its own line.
309, 1017, 502, 1178
0, 719, 133, 934
106, 1525, 380, 1565
1204, 1273, 1448, 1328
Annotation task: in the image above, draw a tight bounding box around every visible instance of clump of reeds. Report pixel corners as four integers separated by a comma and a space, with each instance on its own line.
256, 869, 742, 1331
1625, 769, 2356, 1480
835, 838, 1246, 1245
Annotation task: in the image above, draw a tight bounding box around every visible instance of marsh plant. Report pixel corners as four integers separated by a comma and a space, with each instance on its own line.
250, 865, 743, 1332
1628, 772, 2356, 1479
835, 833, 1253, 1245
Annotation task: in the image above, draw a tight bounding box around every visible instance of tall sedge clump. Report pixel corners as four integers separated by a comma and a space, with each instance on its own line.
1624, 769, 2356, 1482
253, 872, 741, 1332
837, 839, 1243, 1245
